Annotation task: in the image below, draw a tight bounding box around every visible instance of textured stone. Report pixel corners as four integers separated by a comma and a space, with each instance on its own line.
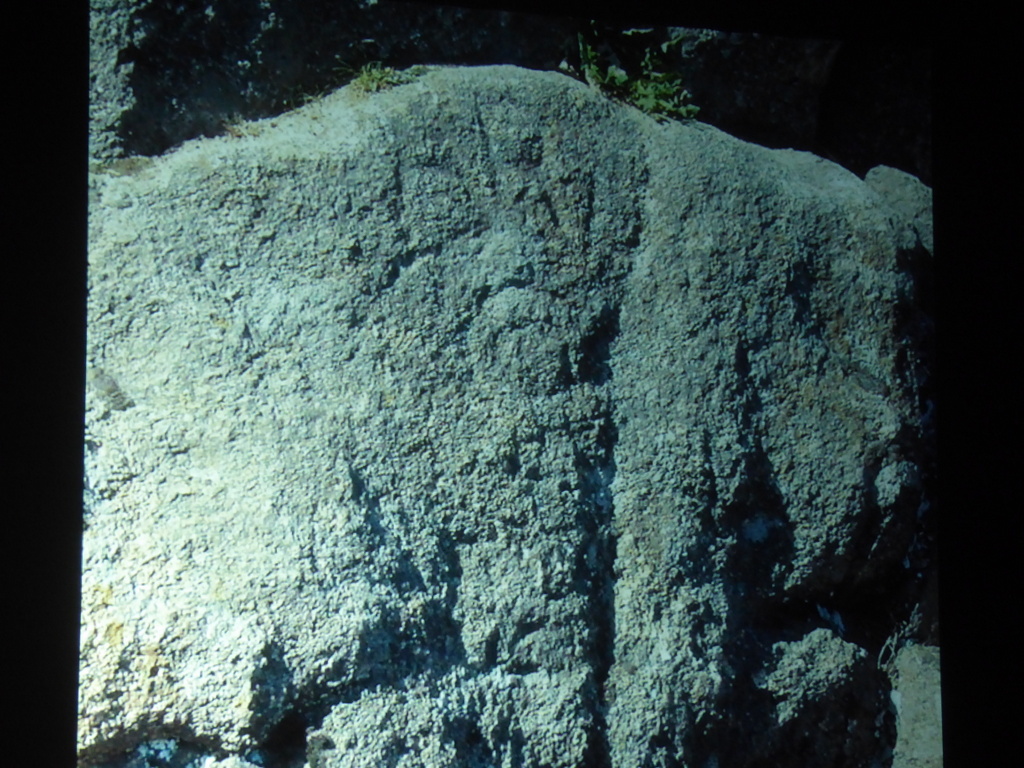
82, 65, 935, 767
865, 165, 934, 255
890, 645, 943, 768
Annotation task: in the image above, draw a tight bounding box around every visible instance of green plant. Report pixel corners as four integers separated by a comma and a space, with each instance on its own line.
576, 31, 699, 122
337, 61, 426, 95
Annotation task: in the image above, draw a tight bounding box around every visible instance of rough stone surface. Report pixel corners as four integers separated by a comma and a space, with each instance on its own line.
865, 165, 934, 256
82, 65, 937, 767
890, 645, 943, 768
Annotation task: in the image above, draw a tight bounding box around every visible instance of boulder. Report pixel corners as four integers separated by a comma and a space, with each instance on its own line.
82, 64, 935, 767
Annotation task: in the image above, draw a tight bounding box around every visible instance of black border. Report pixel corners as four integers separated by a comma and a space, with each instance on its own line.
15, 1, 1016, 766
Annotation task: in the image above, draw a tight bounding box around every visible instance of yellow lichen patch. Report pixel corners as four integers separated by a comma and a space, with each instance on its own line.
89, 583, 116, 609
91, 156, 157, 178
139, 642, 170, 702
103, 621, 125, 648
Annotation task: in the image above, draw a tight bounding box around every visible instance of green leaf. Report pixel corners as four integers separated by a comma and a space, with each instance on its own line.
605, 66, 630, 88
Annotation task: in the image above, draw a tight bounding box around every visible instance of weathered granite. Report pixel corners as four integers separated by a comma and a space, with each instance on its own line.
82, 64, 936, 767
865, 165, 933, 255
890, 645, 943, 768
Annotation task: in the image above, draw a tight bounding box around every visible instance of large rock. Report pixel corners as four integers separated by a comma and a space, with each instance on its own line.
82, 65, 935, 767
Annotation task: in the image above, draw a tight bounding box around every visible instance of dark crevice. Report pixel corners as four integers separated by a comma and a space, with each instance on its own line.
289, 600, 467, 733
248, 641, 296, 743
501, 438, 521, 476
579, 183, 596, 254
647, 730, 684, 768
683, 428, 722, 586
783, 258, 821, 336
472, 284, 490, 310
550, 343, 575, 392
482, 627, 500, 669
537, 190, 560, 229
891, 241, 938, 644
574, 411, 618, 768
257, 711, 308, 768
686, 427, 907, 765
265, 508, 466, 758
381, 245, 435, 291
347, 463, 381, 514
506, 658, 541, 676
577, 303, 620, 386
82, 732, 225, 768
733, 338, 768, 439
719, 441, 794, 602
560, 302, 623, 766
686, 439, 796, 767
447, 716, 494, 764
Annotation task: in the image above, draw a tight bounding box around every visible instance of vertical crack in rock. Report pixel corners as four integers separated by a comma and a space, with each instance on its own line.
577, 304, 620, 386
687, 440, 795, 767
575, 421, 617, 768
783, 258, 820, 336
733, 338, 767, 440
575, 303, 620, 768
683, 338, 798, 766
